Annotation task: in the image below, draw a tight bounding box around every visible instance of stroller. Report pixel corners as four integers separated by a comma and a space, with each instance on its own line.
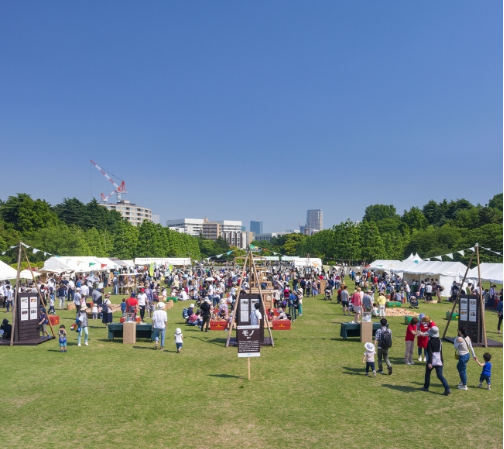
410, 296, 419, 309
324, 287, 332, 301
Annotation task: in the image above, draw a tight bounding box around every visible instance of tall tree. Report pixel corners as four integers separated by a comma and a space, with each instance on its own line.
363, 204, 397, 222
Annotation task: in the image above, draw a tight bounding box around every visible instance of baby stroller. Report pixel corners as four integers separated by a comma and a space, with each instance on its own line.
324, 287, 332, 301
410, 296, 419, 309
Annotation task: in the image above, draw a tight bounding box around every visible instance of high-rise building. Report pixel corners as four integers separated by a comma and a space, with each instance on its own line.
306, 209, 323, 232
166, 218, 204, 236
202, 218, 221, 240
250, 220, 263, 235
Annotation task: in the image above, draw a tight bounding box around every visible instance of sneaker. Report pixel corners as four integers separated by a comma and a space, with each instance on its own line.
78, 343, 81, 347
377, 370, 383, 374
487, 385, 491, 390
409, 362, 415, 365
443, 390, 452, 396
458, 385, 468, 390
458, 382, 464, 387
388, 366, 393, 375
160, 347, 164, 350
405, 362, 411, 365
365, 373, 369, 376
418, 356, 423, 362
85, 342, 88, 346
478, 383, 483, 388
373, 371, 376, 377
420, 387, 429, 392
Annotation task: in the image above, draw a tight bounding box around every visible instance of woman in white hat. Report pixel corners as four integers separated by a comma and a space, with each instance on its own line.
420, 326, 451, 395
152, 302, 167, 350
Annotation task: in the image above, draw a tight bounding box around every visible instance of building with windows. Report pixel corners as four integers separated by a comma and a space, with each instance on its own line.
166, 218, 204, 236
306, 209, 323, 232
254, 231, 299, 242
202, 219, 221, 240
102, 200, 153, 226
250, 220, 263, 235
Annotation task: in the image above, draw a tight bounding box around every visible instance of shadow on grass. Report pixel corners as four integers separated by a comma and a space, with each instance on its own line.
189, 336, 227, 346
342, 366, 366, 376
208, 374, 243, 379
381, 383, 419, 393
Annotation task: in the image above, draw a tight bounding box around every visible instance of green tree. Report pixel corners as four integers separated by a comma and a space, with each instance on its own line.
0, 194, 58, 233
363, 205, 397, 222
112, 220, 139, 260
488, 193, 503, 211
136, 221, 164, 257
402, 207, 428, 231
359, 221, 386, 262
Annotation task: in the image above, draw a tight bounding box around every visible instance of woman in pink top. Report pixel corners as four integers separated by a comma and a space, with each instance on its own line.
351, 288, 362, 322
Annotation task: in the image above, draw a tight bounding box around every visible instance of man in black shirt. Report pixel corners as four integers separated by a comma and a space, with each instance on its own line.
200, 299, 212, 332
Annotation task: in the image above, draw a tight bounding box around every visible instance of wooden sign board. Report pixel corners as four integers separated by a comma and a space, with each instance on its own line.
237, 325, 260, 357
15, 292, 41, 342
458, 294, 483, 344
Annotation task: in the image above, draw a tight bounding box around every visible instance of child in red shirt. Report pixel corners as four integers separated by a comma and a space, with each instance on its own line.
405, 317, 419, 364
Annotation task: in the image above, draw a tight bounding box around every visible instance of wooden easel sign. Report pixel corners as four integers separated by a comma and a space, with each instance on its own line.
237, 325, 260, 380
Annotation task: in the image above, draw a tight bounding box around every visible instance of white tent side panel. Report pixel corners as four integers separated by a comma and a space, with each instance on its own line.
0, 260, 17, 280
467, 263, 503, 284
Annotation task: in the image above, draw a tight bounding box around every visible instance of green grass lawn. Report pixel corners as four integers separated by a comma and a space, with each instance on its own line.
1, 291, 502, 448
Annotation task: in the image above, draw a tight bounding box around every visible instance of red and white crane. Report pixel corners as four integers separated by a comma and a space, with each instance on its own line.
90, 160, 127, 203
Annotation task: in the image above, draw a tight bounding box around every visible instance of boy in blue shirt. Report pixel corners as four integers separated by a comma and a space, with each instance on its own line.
476, 353, 492, 390
120, 298, 127, 317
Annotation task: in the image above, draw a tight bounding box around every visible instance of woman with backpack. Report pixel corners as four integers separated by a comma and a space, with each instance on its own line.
454, 326, 477, 390
420, 326, 451, 395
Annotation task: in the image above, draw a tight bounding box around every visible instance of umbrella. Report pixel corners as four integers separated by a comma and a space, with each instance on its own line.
205, 277, 215, 281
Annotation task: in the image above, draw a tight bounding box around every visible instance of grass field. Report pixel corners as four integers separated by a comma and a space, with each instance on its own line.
1, 291, 502, 448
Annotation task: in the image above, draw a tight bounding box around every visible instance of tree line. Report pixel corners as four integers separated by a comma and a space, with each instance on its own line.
253, 194, 503, 264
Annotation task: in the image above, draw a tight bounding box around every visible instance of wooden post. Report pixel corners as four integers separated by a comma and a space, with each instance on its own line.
247, 356, 251, 380
476, 245, 488, 347
442, 251, 474, 340
225, 251, 250, 347
10, 243, 23, 346
22, 245, 55, 337
250, 251, 275, 347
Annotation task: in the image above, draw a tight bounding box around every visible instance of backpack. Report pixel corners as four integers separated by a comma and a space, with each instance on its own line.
380, 328, 392, 349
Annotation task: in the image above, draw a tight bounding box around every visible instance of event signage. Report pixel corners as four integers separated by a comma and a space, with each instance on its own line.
458, 294, 483, 344
237, 325, 260, 358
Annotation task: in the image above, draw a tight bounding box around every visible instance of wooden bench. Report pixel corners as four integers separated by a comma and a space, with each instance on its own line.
107, 323, 154, 341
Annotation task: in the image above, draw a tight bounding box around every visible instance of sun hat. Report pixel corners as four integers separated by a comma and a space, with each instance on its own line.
76, 287, 81, 291
175, 328, 182, 334
157, 302, 165, 310
364, 342, 375, 352
428, 326, 440, 338
190, 303, 194, 308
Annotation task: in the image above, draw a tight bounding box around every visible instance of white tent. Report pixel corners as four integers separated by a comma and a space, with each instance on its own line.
293, 257, 323, 269
134, 257, 191, 266
97, 258, 121, 270
19, 269, 40, 279
368, 260, 402, 272
0, 260, 17, 280
399, 260, 467, 294
40, 257, 73, 273
467, 263, 503, 284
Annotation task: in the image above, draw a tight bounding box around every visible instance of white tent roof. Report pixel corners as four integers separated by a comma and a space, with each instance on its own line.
97, 258, 121, 270
0, 260, 17, 280
399, 260, 467, 277
467, 263, 503, 284
293, 258, 323, 269
403, 253, 423, 262
40, 257, 73, 273
19, 269, 40, 279
369, 260, 402, 271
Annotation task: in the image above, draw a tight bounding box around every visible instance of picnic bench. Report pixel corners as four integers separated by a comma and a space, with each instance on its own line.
340, 322, 381, 340
107, 323, 154, 341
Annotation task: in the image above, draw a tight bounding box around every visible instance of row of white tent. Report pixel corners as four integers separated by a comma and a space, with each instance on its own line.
369, 254, 503, 293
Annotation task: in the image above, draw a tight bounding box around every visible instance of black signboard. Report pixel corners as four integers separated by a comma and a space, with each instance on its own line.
236, 293, 265, 343
458, 294, 483, 344
15, 292, 41, 342
237, 325, 260, 358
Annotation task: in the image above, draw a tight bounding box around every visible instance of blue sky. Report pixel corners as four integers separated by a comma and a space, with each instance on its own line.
1, 1, 502, 232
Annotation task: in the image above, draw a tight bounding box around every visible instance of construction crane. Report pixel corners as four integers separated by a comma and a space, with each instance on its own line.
90, 160, 127, 203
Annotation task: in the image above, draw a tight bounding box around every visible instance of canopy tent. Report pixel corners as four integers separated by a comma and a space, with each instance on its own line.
368, 260, 402, 272
293, 257, 323, 269
262, 256, 299, 261
399, 260, 467, 294
97, 258, 121, 270
40, 257, 73, 273
19, 269, 40, 279
467, 263, 503, 284
0, 260, 17, 281
134, 257, 191, 266
402, 253, 423, 263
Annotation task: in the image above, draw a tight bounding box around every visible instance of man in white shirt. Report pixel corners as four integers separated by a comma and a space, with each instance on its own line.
179, 290, 188, 301
137, 288, 147, 322
152, 302, 168, 349
80, 284, 89, 299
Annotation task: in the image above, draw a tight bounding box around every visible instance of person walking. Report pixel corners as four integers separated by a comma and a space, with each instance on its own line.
420, 326, 451, 395
374, 318, 393, 375
377, 291, 387, 317
152, 302, 167, 350
454, 326, 477, 390
76, 307, 89, 346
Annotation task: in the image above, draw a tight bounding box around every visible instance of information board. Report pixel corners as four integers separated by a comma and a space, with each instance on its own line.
237, 325, 260, 358
458, 294, 483, 344
14, 292, 41, 342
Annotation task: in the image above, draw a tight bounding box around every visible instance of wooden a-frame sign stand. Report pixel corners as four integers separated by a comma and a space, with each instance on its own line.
225, 248, 274, 348
7, 242, 56, 346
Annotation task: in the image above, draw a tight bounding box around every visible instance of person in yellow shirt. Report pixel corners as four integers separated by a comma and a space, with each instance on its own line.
377, 292, 387, 317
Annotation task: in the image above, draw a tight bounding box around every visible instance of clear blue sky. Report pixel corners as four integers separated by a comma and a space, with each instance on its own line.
1, 1, 502, 232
